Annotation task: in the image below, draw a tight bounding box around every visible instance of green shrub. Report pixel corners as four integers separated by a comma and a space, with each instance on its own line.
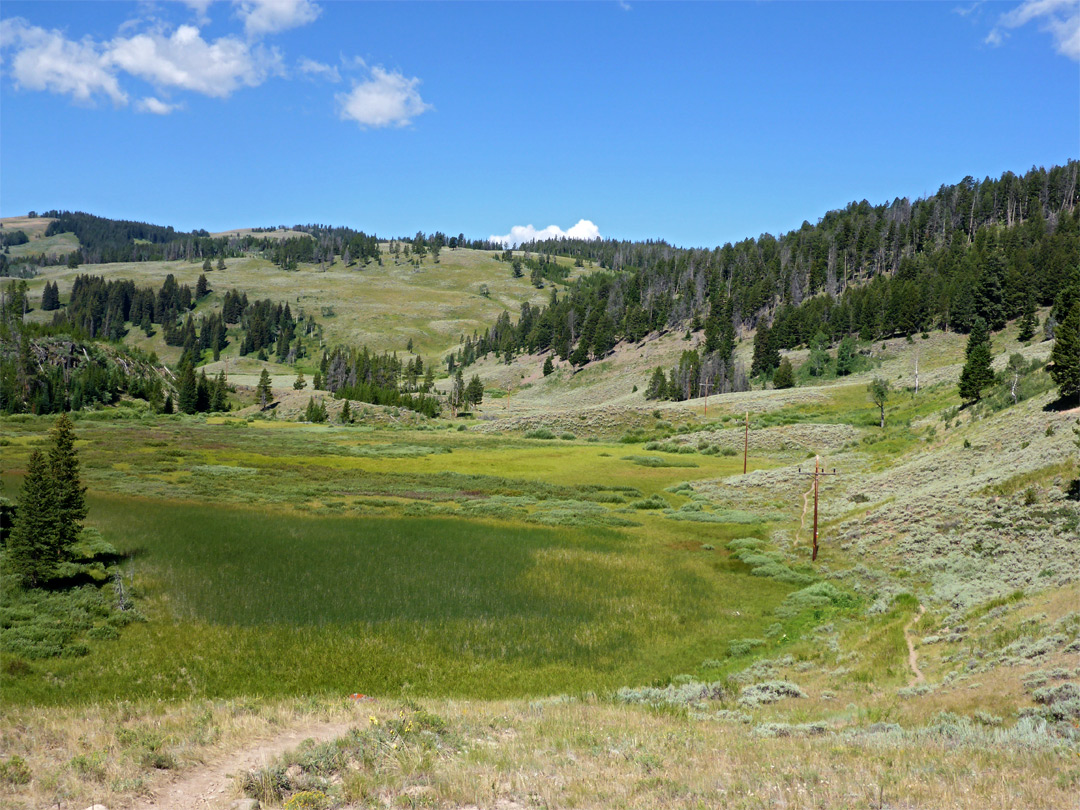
728, 638, 766, 657
0, 756, 31, 785
284, 790, 331, 810
524, 428, 556, 439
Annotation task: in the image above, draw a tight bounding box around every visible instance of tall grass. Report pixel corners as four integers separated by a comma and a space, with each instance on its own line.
4, 498, 794, 704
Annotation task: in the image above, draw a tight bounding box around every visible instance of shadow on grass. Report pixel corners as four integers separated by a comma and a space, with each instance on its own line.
1043, 393, 1080, 412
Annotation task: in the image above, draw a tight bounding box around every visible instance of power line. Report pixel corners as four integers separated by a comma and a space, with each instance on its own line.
799, 457, 838, 565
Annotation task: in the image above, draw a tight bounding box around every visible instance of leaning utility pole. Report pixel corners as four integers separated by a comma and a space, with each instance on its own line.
798, 455, 840, 562
698, 379, 711, 418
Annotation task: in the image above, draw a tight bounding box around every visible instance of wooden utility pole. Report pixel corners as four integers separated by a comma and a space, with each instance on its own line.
698, 379, 711, 418
798, 455, 839, 562
743, 411, 749, 474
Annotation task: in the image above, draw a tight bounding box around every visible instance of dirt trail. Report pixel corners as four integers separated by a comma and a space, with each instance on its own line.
126, 718, 358, 810
904, 604, 927, 686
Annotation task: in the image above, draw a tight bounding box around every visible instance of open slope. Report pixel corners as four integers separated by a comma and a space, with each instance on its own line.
17, 245, 585, 362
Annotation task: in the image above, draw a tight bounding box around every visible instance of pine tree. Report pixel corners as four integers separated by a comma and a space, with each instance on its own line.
836, 336, 857, 376
1017, 292, 1038, 342
256, 369, 273, 409
543, 356, 554, 376
47, 414, 86, 562
305, 396, 328, 423
646, 366, 668, 400
466, 374, 484, 406
177, 363, 198, 414
751, 323, 780, 377
195, 369, 211, 412
202, 257, 212, 273
340, 399, 352, 423
216, 256, 226, 272
772, 357, 795, 389
163, 393, 174, 414
1049, 302, 1080, 400
7, 450, 59, 587
195, 274, 210, 298
293, 371, 307, 390
211, 372, 228, 411
958, 317, 995, 403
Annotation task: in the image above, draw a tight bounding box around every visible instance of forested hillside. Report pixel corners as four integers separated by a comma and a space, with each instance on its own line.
450, 162, 1079, 398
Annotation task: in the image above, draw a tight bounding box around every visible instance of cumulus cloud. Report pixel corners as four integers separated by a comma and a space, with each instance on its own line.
108, 25, 280, 97
986, 0, 1080, 60
136, 95, 182, 114
336, 66, 431, 128
0, 17, 127, 104
489, 219, 602, 248
298, 56, 339, 82
235, 0, 320, 37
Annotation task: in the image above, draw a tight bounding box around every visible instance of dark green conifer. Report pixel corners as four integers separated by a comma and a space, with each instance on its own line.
48, 414, 86, 562
772, 357, 795, 389
7, 450, 58, 587
1049, 302, 1080, 401
958, 317, 994, 403
177, 363, 198, 414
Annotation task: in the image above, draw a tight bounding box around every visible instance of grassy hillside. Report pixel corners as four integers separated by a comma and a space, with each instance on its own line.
1, 299, 1076, 808
17, 245, 585, 363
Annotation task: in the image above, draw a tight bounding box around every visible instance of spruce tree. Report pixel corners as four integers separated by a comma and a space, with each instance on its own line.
340, 399, 352, 423
256, 369, 273, 409
958, 317, 994, 403
293, 371, 307, 390
1017, 293, 1038, 342
216, 256, 226, 272
1049, 302, 1080, 400
772, 357, 795, 389
646, 366, 668, 400
7, 450, 59, 587
48, 413, 86, 563
751, 323, 780, 377
836, 336, 857, 376
195, 274, 210, 298
195, 370, 211, 412
211, 372, 228, 411
543, 356, 554, 376
177, 363, 198, 414
466, 374, 484, 406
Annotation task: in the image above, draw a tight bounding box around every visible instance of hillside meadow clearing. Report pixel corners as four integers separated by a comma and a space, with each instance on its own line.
1, 328, 1078, 809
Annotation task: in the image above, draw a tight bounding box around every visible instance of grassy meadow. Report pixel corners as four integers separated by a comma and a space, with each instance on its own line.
1, 236, 1078, 807
14, 238, 585, 362
1, 416, 808, 708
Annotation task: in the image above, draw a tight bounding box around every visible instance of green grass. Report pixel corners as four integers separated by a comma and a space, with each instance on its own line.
17, 246, 587, 360
0, 417, 797, 705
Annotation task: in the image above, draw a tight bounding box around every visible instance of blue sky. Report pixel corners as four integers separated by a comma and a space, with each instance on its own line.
1, 1, 1077, 248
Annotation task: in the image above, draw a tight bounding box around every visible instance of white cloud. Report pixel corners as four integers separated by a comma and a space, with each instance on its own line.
336, 66, 431, 128
298, 56, 339, 82
986, 0, 1080, 60
0, 17, 127, 104
108, 25, 280, 98
179, 0, 216, 27
489, 219, 602, 248
136, 95, 182, 114
234, 0, 320, 37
